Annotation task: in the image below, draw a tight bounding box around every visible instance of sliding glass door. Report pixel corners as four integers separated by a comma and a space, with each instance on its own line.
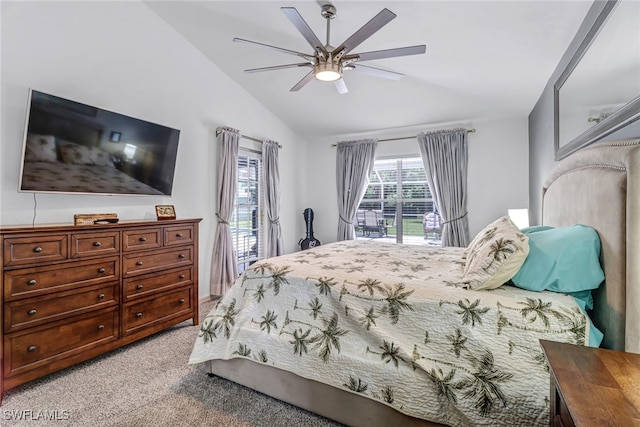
357, 157, 440, 245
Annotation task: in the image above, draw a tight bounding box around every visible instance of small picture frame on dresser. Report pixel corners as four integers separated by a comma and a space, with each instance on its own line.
155, 205, 176, 220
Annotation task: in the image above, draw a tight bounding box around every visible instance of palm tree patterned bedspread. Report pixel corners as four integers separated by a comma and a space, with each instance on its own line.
189, 240, 590, 426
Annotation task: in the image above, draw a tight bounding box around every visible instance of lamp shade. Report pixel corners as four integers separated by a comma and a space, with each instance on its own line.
508, 208, 529, 229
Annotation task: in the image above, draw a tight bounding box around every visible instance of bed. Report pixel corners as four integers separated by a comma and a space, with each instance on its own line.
21, 159, 164, 195
190, 138, 640, 426
20, 132, 164, 195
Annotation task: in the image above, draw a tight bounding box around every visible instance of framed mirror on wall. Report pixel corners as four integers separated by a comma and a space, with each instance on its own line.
554, 0, 640, 160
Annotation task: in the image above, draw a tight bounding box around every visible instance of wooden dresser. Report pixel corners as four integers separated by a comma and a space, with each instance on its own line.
0, 218, 201, 401
541, 339, 640, 426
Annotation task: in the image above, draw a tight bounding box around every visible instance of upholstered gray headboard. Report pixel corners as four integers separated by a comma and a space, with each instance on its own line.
542, 138, 640, 353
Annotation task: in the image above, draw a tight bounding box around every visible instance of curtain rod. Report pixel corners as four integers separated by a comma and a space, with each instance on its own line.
331, 128, 476, 147
215, 127, 282, 148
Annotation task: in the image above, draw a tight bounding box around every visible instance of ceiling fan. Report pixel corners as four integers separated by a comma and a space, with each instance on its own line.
233, 3, 426, 94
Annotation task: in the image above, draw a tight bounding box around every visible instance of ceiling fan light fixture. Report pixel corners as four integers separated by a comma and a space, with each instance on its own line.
314, 61, 342, 81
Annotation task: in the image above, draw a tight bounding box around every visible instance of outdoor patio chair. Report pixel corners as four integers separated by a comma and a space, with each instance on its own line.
363, 210, 387, 237
423, 212, 442, 240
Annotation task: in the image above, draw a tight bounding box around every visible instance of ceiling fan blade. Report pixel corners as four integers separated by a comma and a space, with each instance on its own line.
245, 63, 313, 73
290, 70, 316, 92
333, 8, 396, 59
233, 38, 315, 61
344, 45, 426, 63
334, 79, 348, 95
281, 7, 327, 57
350, 64, 403, 81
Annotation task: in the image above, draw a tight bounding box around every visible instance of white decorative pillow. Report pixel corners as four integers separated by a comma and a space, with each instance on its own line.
24, 134, 57, 162
462, 225, 484, 259
462, 216, 529, 290
60, 143, 93, 165
89, 147, 114, 167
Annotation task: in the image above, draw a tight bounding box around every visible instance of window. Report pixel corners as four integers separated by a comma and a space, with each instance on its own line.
231, 151, 263, 273
357, 157, 440, 245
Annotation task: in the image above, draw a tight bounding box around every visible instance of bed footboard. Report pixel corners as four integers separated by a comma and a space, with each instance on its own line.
205, 359, 442, 427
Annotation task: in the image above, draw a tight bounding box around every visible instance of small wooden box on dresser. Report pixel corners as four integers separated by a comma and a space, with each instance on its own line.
0, 218, 201, 403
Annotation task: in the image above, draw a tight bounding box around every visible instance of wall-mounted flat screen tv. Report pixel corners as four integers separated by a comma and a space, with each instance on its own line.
19, 89, 180, 196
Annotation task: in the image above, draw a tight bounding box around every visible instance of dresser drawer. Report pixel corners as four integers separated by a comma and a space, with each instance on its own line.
123, 287, 192, 334
71, 232, 119, 258
5, 284, 118, 333
4, 308, 118, 378
123, 247, 193, 277
123, 267, 192, 301
4, 257, 118, 300
163, 225, 194, 247
3, 235, 68, 267
123, 228, 161, 252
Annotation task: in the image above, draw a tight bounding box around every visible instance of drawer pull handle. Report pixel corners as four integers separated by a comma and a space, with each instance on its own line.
179, 274, 185, 279
179, 298, 185, 304
28, 309, 37, 316
28, 346, 37, 353
97, 325, 105, 331
98, 294, 105, 299
179, 254, 185, 259
139, 237, 147, 242
136, 284, 143, 290
93, 241, 102, 247
33, 247, 43, 253
176, 233, 183, 238
98, 268, 106, 274
28, 279, 37, 286
136, 312, 143, 318
136, 261, 143, 266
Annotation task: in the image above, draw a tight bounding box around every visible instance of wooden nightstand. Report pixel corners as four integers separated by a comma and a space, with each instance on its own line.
540, 340, 640, 426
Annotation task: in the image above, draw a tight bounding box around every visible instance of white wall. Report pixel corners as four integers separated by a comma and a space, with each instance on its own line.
0, 1, 307, 299
305, 117, 529, 244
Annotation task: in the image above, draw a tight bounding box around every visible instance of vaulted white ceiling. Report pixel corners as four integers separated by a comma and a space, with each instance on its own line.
146, 1, 592, 138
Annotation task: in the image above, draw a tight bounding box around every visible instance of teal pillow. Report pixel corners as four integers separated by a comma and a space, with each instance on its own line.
520, 225, 554, 233
511, 225, 604, 293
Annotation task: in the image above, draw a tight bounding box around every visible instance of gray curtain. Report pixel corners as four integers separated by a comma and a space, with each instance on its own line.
262, 139, 284, 258
417, 129, 469, 247
210, 127, 240, 296
336, 139, 377, 241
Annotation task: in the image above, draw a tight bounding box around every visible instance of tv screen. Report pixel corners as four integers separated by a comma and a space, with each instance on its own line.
19, 90, 180, 196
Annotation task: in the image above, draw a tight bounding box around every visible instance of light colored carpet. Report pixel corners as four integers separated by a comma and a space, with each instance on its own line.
0, 300, 343, 427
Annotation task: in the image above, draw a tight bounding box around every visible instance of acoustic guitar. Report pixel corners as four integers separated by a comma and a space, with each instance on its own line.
299, 208, 321, 250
